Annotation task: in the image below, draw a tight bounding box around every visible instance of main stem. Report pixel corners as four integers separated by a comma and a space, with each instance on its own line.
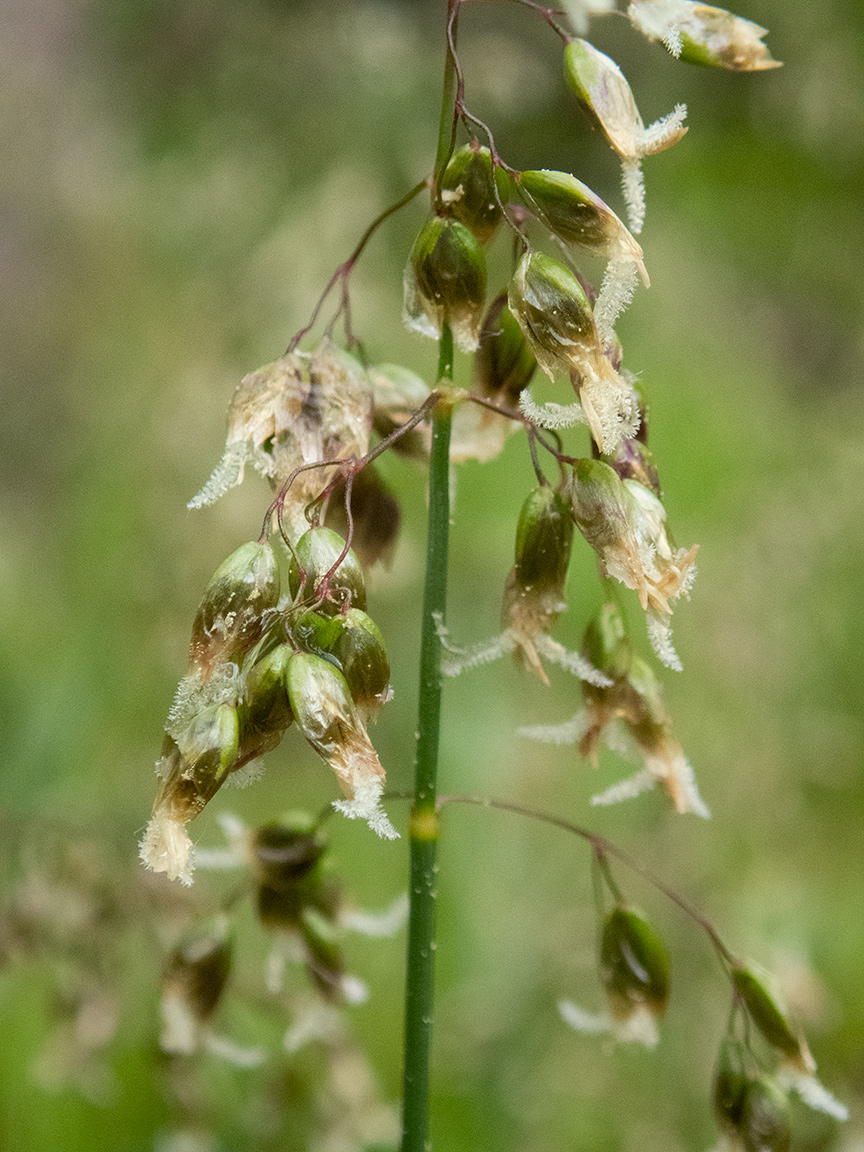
400, 326, 454, 1152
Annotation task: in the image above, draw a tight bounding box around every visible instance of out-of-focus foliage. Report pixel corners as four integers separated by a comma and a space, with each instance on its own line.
0, 0, 862, 1148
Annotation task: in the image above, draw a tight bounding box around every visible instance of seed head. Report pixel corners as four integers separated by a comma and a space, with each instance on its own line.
570, 460, 697, 667
161, 917, 233, 1054
294, 608, 391, 713
189, 540, 280, 680
287, 526, 367, 615
141, 703, 241, 885
564, 39, 688, 161
403, 216, 487, 353
501, 485, 574, 681
714, 1039, 792, 1152
732, 962, 815, 1076
628, 1, 782, 71
285, 652, 398, 840
235, 642, 295, 770
438, 143, 503, 246
510, 254, 640, 452
599, 904, 670, 1046
534, 602, 710, 816
563, 38, 687, 232
518, 169, 648, 285
508, 251, 596, 381
715, 1035, 751, 1136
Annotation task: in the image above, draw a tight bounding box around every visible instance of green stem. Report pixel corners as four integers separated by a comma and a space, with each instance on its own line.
433, 0, 460, 193
400, 324, 454, 1152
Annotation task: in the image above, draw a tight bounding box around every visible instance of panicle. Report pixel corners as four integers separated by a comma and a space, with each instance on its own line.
143, 508, 398, 884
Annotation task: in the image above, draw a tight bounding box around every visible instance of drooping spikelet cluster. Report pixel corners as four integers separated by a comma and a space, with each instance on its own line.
389, 7, 743, 818
557, 859, 846, 1132
140, 510, 399, 885
159, 813, 404, 1143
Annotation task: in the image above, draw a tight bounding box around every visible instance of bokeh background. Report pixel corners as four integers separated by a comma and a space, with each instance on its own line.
1, 0, 863, 1149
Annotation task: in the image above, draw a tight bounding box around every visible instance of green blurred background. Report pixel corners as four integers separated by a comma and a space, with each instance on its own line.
1, 0, 862, 1148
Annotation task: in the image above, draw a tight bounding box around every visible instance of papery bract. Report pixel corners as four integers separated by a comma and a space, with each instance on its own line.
628, 0, 782, 71
518, 169, 648, 285
189, 341, 373, 536
509, 253, 640, 453
286, 653, 398, 840
570, 459, 698, 667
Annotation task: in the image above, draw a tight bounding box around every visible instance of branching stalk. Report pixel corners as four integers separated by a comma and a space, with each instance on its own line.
437, 792, 736, 966
287, 178, 428, 353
